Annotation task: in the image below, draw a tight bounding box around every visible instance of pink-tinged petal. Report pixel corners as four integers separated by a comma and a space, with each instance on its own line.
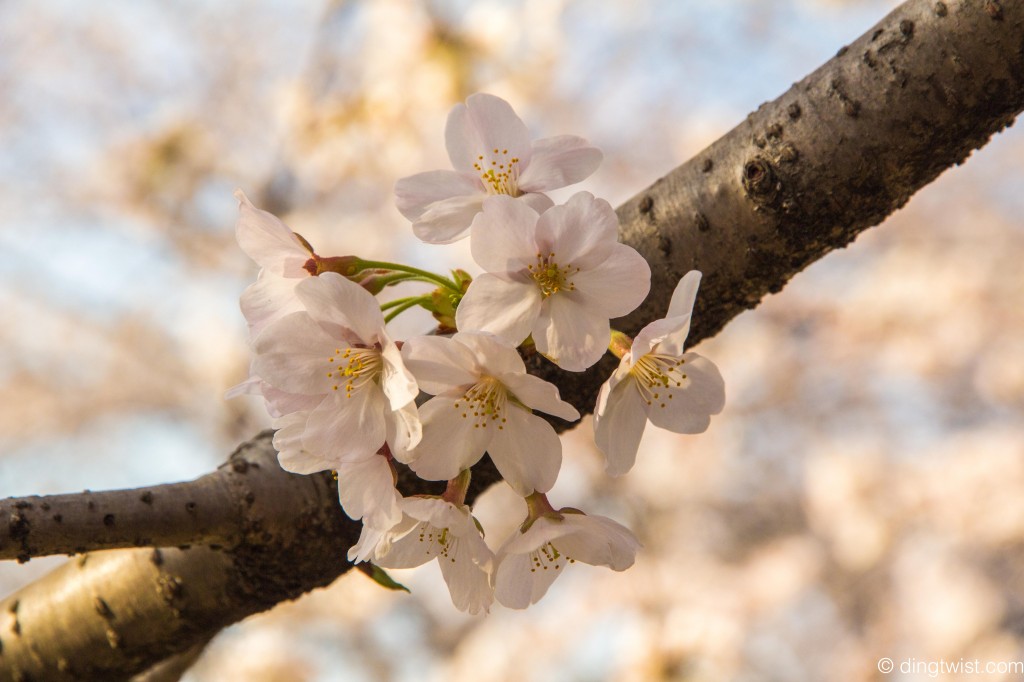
302, 387, 386, 462
645, 353, 725, 433
394, 170, 482, 221
533, 297, 609, 372
274, 411, 335, 474
487, 407, 562, 496
555, 514, 640, 570
412, 193, 486, 244
376, 520, 439, 568
469, 195, 539, 273
294, 273, 384, 345
401, 335, 480, 395
235, 190, 310, 276
570, 243, 652, 317
252, 311, 336, 395
593, 377, 648, 476
534, 192, 618, 269
667, 270, 702, 320
224, 374, 260, 400
380, 338, 419, 410
518, 135, 602, 192
500, 372, 579, 422
630, 314, 692, 364
262, 384, 321, 419
445, 95, 532, 173
407, 396, 491, 481
455, 274, 541, 347
347, 522, 388, 563
518, 192, 554, 216
638, 270, 703, 356
337, 456, 402, 529
452, 331, 526, 379
493, 546, 561, 609
386, 401, 422, 462
240, 272, 305, 338
439, 547, 494, 615
498, 516, 574, 555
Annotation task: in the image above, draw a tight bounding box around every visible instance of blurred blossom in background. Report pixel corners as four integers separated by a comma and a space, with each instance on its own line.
2, 0, 1024, 680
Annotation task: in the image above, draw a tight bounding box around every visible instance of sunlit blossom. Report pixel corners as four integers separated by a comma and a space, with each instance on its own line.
367, 496, 494, 615
594, 271, 725, 475
493, 510, 640, 609
400, 332, 579, 495
395, 93, 602, 244
250, 272, 421, 470
455, 192, 651, 371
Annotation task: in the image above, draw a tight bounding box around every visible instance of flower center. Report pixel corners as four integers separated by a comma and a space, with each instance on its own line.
453, 376, 509, 430
326, 346, 383, 397
630, 353, 689, 409
473, 148, 522, 197
527, 252, 578, 298
528, 542, 576, 573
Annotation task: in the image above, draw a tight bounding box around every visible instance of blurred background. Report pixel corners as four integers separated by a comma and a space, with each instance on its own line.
2, 0, 1023, 680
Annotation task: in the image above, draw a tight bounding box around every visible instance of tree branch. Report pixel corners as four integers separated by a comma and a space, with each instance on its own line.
2, 0, 1022, 678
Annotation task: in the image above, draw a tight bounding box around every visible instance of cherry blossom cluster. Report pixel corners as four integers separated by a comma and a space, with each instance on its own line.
229, 94, 725, 613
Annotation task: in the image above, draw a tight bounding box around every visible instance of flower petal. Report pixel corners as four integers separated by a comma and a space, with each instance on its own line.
556, 514, 640, 571
518, 136, 602, 192
446, 93, 533, 174
439, 549, 494, 615
394, 170, 482, 221
487, 407, 562, 496
533, 191, 618, 269
630, 314, 692, 364
455, 274, 541, 347
406, 396, 491, 481
252, 311, 336, 395
376, 520, 438, 568
294, 272, 385, 345
386, 401, 422, 462
302, 387, 386, 462
500, 372, 580, 422
569, 242, 652, 318
452, 331, 526, 379
401, 335, 480, 395
240, 272, 305, 339
469, 195, 539, 274
412, 193, 486, 244
336, 455, 402, 529
493, 547, 561, 609
518, 192, 554, 216
532, 296, 609, 372
593, 376, 648, 476
274, 411, 334, 474
380, 337, 419, 410
645, 353, 725, 433
234, 190, 310, 276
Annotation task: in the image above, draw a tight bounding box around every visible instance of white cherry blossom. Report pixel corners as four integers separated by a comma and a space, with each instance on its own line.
395, 93, 602, 244
594, 271, 726, 475
233, 190, 314, 339
251, 272, 421, 469
370, 496, 495, 615
493, 509, 640, 609
400, 332, 580, 495
455, 192, 651, 371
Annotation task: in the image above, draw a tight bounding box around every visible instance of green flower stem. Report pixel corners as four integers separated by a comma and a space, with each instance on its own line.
383, 295, 432, 323
380, 295, 428, 312
357, 260, 461, 293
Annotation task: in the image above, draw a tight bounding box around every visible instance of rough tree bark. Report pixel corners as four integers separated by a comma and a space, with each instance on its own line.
2, 0, 1022, 679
